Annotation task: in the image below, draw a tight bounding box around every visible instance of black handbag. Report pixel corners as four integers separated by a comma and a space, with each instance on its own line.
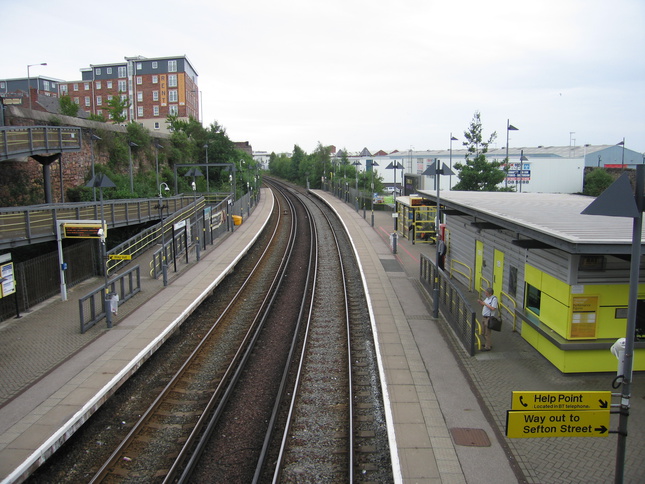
488, 316, 502, 332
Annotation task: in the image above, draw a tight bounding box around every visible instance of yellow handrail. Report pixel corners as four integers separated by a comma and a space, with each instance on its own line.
500, 291, 518, 331
449, 258, 472, 288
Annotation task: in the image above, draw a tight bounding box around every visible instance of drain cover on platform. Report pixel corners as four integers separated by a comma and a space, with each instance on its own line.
450, 428, 491, 447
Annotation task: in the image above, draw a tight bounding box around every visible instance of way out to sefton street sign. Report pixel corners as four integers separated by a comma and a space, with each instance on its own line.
506, 410, 610, 438
511, 391, 611, 411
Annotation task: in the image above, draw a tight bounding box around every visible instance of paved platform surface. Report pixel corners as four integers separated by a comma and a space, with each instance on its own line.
0, 187, 643, 483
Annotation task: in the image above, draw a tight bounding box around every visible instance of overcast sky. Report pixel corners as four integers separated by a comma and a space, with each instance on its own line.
3, 0, 644, 155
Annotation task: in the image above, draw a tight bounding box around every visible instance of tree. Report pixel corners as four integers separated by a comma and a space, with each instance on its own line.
58, 95, 79, 117
453, 111, 506, 191
583, 168, 614, 196
106, 93, 131, 124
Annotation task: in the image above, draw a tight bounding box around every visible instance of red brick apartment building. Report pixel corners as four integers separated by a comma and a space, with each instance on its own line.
58, 55, 199, 132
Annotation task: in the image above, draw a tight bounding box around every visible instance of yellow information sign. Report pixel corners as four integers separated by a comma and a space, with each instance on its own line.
506, 410, 609, 438
109, 254, 132, 260
511, 391, 610, 411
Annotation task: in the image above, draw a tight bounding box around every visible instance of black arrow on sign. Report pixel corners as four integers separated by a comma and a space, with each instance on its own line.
595, 425, 608, 434
599, 399, 608, 408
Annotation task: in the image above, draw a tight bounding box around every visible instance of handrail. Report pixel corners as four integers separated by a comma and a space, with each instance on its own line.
500, 291, 518, 331
449, 258, 472, 289
0, 126, 82, 160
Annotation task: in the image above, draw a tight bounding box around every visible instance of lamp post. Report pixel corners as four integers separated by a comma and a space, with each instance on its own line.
352, 160, 361, 211
90, 133, 101, 202
128, 141, 138, 192
154, 142, 163, 190
184, 168, 204, 261
158, 182, 170, 286
370, 160, 379, 226
204, 144, 210, 193
85, 173, 116, 328
421, 159, 455, 318
618, 138, 626, 170
449, 134, 458, 188
519, 150, 528, 193
505, 120, 519, 188
27, 62, 47, 109
581, 167, 643, 483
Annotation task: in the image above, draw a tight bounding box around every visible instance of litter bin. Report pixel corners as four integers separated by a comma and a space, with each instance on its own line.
232, 215, 243, 226
390, 232, 398, 254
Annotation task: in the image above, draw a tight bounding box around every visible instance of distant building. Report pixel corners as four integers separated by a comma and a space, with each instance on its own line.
0, 76, 63, 111
57, 55, 199, 132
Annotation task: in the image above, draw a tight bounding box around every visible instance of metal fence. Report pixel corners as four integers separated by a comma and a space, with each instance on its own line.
78, 265, 141, 333
420, 253, 477, 356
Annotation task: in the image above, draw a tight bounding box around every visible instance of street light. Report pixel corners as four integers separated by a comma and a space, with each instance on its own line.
158, 182, 170, 286
618, 138, 626, 170
449, 134, 458, 188
352, 160, 361, 211
505, 120, 519, 188
128, 141, 138, 192
204, 144, 210, 192
519, 150, 528, 193
90, 133, 101, 202
27, 62, 47, 110
184, 168, 204, 261
370, 160, 379, 227
154, 142, 163, 189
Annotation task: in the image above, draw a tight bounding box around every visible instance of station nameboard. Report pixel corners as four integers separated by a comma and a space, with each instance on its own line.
63, 223, 105, 238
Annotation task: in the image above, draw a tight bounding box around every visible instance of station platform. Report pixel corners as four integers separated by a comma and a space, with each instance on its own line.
0, 187, 642, 483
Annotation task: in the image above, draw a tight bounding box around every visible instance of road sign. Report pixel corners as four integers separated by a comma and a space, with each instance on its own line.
512, 391, 610, 411
506, 410, 610, 438
109, 254, 132, 260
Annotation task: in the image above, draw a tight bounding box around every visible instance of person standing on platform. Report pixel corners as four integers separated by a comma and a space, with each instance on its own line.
477, 287, 498, 351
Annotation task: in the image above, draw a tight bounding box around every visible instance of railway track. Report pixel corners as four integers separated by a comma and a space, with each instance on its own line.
26, 180, 392, 483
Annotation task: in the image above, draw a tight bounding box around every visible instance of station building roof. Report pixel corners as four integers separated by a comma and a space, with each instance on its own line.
415, 190, 644, 255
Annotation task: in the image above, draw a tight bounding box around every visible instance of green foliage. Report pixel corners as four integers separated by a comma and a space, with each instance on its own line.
583, 168, 614, 196
88, 112, 107, 122
59, 95, 79, 117
106, 94, 131, 124
0, 164, 44, 206
453, 111, 506, 191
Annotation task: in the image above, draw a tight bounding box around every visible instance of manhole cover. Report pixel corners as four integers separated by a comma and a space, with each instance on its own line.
450, 428, 491, 447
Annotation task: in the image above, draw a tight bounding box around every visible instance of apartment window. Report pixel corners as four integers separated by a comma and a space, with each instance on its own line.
136, 76, 143, 85
169, 104, 178, 115
60, 85, 67, 93
73, 83, 79, 91
118, 80, 127, 92
152, 61, 158, 69
118, 66, 126, 78
84, 96, 91, 106
43, 81, 50, 91
137, 91, 143, 102
95, 67, 102, 76
154, 122, 160, 129
120, 94, 128, 102
73, 97, 80, 104
137, 106, 143, 117
84, 83, 90, 90
107, 81, 113, 89
152, 75, 158, 84
152, 90, 159, 101
97, 109, 102, 116
168, 60, 177, 72
526, 284, 541, 316
168, 90, 178, 102
95, 81, 102, 90
153, 106, 159, 116
168, 75, 178, 87
136, 62, 142, 70
107, 95, 113, 101
508, 266, 518, 298
96, 96, 102, 106
107, 67, 112, 74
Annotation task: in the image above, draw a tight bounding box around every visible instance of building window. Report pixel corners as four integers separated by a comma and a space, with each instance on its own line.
153, 105, 159, 116
152, 75, 158, 84
96, 81, 102, 90
43, 81, 50, 91
85, 96, 91, 106
169, 90, 178, 102
107, 95, 113, 101
96, 96, 102, 105
107, 81, 113, 89
120, 94, 128, 102
84, 83, 90, 90
118, 66, 126, 78
168, 75, 178, 87
59, 85, 67, 93
95, 67, 101, 76
154, 122, 160, 129
97, 109, 102, 116
136, 62, 142, 70
136, 76, 142, 85
169, 104, 178, 115
138, 106, 143, 117
168, 60, 177, 72
508, 266, 518, 298
526, 284, 541, 316
73, 97, 80, 105
118, 80, 127, 92
73, 83, 79, 91
152, 61, 158, 69
107, 67, 112, 74
152, 90, 159, 101
137, 91, 143, 102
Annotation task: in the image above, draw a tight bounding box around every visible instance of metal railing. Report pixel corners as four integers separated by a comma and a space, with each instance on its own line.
78, 265, 141, 333
0, 126, 82, 160
449, 258, 473, 289
420, 253, 477, 356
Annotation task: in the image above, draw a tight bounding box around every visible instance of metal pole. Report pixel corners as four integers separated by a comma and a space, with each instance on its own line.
433, 158, 441, 319
100, 188, 112, 328
615, 164, 644, 483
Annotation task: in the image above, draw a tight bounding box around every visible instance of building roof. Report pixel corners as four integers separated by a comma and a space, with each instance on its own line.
415, 190, 644, 254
